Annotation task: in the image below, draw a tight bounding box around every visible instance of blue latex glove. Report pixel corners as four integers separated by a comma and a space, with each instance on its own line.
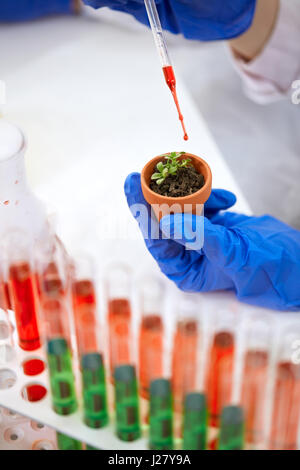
124, 173, 300, 312
0, 1, 74, 22
84, 0, 257, 40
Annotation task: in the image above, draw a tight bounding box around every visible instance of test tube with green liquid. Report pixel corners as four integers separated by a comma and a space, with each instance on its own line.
81, 352, 108, 428
182, 392, 208, 450
47, 337, 77, 415
72, 256, 109, 429
114, 364, 141, 441
149, 378, 174, 450
218, 405, 245, 450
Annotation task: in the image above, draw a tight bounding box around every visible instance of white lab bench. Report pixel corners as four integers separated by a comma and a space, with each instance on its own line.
0, 9, 251, 268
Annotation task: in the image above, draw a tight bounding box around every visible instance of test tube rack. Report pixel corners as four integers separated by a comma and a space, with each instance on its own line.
0, 406, 57, 450
0, 288, 300, 450
0, 325, 148, 450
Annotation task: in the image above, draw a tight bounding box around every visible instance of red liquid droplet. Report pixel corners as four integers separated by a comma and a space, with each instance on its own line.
163, 65, 188, 141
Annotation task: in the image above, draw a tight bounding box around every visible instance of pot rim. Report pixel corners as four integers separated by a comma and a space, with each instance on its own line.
141, 152, 212, 202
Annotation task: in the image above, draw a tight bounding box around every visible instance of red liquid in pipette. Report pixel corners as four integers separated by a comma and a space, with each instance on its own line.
163, 65, 188, 141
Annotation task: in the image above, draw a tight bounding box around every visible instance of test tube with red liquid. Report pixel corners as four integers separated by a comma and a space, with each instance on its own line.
72, 255, 98, 354
72, 256, 108, 428
171, 294, 200, 412
5, 231, 41, 351
106, 264, 133, 377
269, 328, 300, 450
37, 242, 71, 345
138, 276, 164, 399
241, 317, 271, 448
205, 310, 235, 427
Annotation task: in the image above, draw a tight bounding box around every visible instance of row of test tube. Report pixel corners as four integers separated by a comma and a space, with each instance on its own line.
0, 232, 300, 450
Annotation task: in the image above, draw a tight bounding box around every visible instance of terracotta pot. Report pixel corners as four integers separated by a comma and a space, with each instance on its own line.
141, 153, 212, 221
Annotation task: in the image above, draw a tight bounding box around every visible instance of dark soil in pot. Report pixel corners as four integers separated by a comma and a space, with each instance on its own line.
150, 166, 205, 198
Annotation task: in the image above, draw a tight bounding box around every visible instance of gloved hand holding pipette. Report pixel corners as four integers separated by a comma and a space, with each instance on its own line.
124, 173, 300, 312
84, 0, 257, 41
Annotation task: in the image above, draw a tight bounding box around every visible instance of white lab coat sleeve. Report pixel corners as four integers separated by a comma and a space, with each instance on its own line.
229, 0, 300, 104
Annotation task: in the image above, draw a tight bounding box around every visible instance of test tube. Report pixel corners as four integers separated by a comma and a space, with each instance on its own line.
5, 231, 41, 351
138, 276, 164, 399
205, 309, 235, 427
241, 317, 271, 447
149, 378, 174, 450
37, 242, 78, 417
72, 255, 97, 350
269, 328, 300, 450
114, 364, 141, 441
106, 264, 133, 376
182, 392, 208, 450
218, 405, 245, 450
47, 335, 77, 416
81, 352, 108, 428
72, 256, 108, 429
171, 294, 200, 412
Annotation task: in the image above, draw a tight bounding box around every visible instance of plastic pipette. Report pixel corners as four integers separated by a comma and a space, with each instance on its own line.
144, 0, 188, 141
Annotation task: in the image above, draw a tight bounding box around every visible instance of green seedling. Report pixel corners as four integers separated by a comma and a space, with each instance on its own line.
151, 152, 191, 185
